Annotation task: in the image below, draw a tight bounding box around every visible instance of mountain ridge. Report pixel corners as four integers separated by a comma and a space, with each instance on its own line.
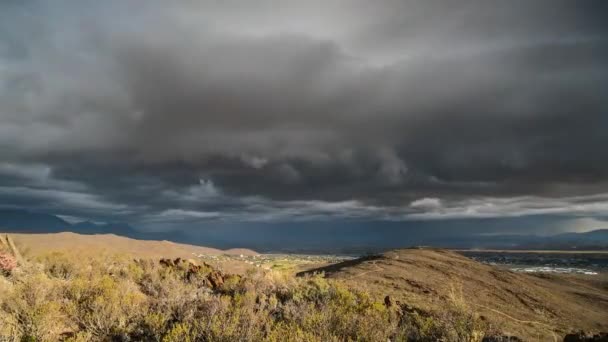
5, 231, 258, 258
1, 209, 608, 251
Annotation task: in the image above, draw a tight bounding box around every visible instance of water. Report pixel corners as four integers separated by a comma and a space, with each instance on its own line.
460, 251, 608, 275
508, 266, 598, 275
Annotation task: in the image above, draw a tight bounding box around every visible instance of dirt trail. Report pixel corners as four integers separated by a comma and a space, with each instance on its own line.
347, 261, 384, 279
472, 303, 558, 341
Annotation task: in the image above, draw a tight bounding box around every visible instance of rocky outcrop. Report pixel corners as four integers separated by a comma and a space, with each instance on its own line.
206, 269, 225, 288
158, 257, 235, 290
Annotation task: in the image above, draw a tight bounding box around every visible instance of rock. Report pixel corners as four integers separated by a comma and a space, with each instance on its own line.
158, 257, 227, 290
384, 295, 393, 307
159, 258, 174, 267
207, 270, 225, 289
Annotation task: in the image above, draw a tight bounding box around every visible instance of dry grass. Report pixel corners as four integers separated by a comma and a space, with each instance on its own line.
6, 232, 258, 259
0, 250, 502, 341
300, 248, 608, 341
1, 235, 606, 341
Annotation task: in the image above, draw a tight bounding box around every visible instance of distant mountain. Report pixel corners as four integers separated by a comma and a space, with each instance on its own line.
0, 209, 198, 247
1, 209, 607, 251
553, 229, 608, 242
72, 221, 104, 232
529, 229, 608, 250
0, 209, 71, 233
448, 229, 608, 250
72, 220, 139, 236
9, 231, 257, 258
0, 209, 139, 237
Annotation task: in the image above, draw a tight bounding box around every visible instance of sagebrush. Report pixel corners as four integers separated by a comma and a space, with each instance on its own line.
0, 252, 489, 342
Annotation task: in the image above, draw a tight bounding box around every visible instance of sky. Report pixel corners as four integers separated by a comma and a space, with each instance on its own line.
1, 0, 608, 235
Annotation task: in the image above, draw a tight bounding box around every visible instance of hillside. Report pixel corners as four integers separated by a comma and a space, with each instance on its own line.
1, 234, 607, 340
4, 232, 258, 259
0, 239, 519, 341
300, 248, 608, 340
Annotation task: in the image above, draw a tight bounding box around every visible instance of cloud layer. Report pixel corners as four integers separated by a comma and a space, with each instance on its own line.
1, 0, 608, 228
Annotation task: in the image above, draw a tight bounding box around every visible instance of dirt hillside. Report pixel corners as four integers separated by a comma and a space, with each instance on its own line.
300, 248, 608, 340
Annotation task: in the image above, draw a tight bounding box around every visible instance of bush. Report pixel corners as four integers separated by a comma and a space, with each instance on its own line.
0, 253, 494, 341
64, 275, 146, 340
39, 252, 79, 279
1, 273, 67, 341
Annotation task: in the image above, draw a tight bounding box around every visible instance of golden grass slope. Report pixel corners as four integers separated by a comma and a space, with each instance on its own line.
301, 248, 608, 340
3, 232, 257, 259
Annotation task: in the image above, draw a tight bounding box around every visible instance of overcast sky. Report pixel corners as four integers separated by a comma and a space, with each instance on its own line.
1, 0, 608, 233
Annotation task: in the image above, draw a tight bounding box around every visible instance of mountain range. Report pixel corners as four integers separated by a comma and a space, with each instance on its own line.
1, 208, 607, 252
0, 209, 139, 235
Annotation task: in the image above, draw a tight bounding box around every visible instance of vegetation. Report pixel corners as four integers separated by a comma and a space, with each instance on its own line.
0, 250, 495, 342
0, 252, 17, 275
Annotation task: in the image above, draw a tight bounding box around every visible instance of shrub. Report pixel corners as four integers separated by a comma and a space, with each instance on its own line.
64, 275, 146, 339
1, 273, 67, 341
39, 252, 79, 279
162, 323, 196, 342
0, 254, 495, 341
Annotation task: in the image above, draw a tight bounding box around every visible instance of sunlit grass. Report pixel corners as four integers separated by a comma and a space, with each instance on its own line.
0, 251, 491, 341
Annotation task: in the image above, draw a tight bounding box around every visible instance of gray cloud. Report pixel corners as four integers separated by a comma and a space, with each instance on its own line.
1, 0, 608, 229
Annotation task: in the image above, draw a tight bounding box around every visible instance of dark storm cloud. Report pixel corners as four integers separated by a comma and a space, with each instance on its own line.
1, 0, 608, 226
